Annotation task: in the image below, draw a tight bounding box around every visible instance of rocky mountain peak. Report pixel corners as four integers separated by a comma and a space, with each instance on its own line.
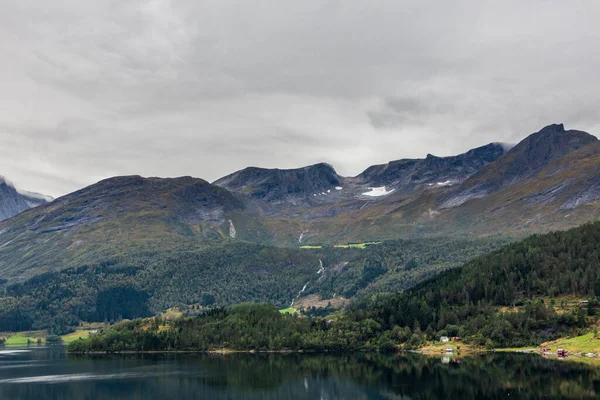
501, 123, 596, 175
0, 177, 52, 221
214, 163, 343, 203
358, 142, 506, 190
440, 124, 598, 209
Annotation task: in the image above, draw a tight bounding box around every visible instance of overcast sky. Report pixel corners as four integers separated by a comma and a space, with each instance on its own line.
1, 0, 599, 197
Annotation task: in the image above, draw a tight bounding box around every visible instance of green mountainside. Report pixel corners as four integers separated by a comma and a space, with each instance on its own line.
0, 237, 503, 333
0, 175, 262, 279
0, 123, 598, 334
0, 242, 320, 333
362, 221, 600, 348
70, 221, 600, 353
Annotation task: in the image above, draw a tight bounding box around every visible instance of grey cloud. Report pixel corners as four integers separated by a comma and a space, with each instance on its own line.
0, 0, 599, 197
368, 96, 456, 129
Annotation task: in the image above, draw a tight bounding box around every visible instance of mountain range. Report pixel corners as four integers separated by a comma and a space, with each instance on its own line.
0, 123, 598, 331
1, 123, 599, 278
214, 123, 600, 245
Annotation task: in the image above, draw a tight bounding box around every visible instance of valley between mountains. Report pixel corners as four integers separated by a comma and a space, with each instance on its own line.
0, 123, 599, 340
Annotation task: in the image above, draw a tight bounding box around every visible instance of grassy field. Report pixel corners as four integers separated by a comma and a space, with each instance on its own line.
419, 341, 482, 354
495, 347, 537, 353
159, 307, 186, 320
495, 332, 600, 356
541, 333, 600, 354
0, 326, 102, 346
279, 307, 297, 314
61, 330, 93, 344
3, 334, 44, 346
300, 242, 382, 249
333, 242, 381, 249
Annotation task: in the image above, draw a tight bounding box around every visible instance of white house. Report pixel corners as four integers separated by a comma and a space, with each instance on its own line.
440, 336, 450, 343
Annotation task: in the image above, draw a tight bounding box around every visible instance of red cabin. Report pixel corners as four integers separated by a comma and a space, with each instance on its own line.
557, 349, 568, 357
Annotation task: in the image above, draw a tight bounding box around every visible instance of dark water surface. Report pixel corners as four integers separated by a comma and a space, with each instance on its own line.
0, 347, 599, 399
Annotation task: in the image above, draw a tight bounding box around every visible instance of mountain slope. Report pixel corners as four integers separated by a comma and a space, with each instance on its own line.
0, 241, 326, 333
214, 163, 344, 204
0, 179, 30, 221
1, 124, 592, 272
441, 124, 598, 208
358, 142, 506, 192
362, 221, 600, 348
255, 124, 600, 245
0, 235, 505, 333
70, 220, 600, 354
0, 177, 52, 221
0, 175, 253, 279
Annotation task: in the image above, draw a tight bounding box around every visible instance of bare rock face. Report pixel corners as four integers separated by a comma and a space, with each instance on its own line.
357, 143, 506, 192
561, 175, 600, 210
0, 181, 30, 221
0, 178, 52, 221
214, 163, 344, 203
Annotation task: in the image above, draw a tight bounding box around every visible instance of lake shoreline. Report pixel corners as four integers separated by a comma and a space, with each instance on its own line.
66, 348, 600, 367
68, 349, 349, 355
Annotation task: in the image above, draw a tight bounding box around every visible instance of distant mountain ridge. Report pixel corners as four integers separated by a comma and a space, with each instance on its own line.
209, 123, 599, 245
215, 141, 509, 208
440, 124, 598, 208
214, 163, 343, 203
0, 177, 52, 221
1, 123, 598, 252
357, 142, 506, 192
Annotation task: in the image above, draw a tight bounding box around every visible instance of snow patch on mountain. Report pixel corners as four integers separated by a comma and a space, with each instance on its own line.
362, 186, 395, 197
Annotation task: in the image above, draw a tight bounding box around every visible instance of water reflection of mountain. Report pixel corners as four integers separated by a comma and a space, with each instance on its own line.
0, 350, 599, 399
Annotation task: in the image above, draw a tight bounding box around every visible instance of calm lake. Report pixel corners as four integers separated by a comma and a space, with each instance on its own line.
0, 347, 598, 399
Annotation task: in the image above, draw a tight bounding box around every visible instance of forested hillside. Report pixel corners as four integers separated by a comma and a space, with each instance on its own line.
70, 221, 600, 352
0, 243, 321, 333
351, 221, 600, 347
307, 237, 506, 299
0, 237, 502, 333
